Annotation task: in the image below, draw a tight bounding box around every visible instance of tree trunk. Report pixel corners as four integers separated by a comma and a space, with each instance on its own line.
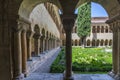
81, 37, 86, 48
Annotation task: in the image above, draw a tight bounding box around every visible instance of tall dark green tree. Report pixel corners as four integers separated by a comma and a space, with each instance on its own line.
77, 2, 91, 47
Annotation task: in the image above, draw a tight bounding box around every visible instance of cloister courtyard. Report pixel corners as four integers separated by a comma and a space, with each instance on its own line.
0, 0, 120, 80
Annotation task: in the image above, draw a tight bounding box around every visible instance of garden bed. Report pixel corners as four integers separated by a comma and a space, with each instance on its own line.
50, 47, 112, 73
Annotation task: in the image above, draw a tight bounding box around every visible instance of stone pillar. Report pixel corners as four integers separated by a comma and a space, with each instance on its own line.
13, 27, 23, 80
115, 21, 120, 80
40, 38, 42, 53
61, 15, 76, 80
49, 39, 52, 50
40, 36, 45, 53
107, 22, 119, 78
43, 39, 45, 52
113, 25, 119, 75
21, 30, 27, 77
55, 39, 57, 48
45, 38, 48, 51
34, 34, 40, 56
27, 30, 33, 60
48, 39, 51, 50
44, 38, 47, 51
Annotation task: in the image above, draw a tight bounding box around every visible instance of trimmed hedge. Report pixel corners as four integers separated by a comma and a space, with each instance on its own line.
50, 47, 112, 73
50, 48, 65, 73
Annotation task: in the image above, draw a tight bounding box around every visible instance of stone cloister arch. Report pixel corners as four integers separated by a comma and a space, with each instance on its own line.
75, 39, 77, 46
33, 24, 41, 56
0, 0, 120, 80
87, 39, 91, 46
101, 26, 104, 33
109, 39, 112, 46
97, 26, 100, 33
100, 39, 104, 46
96, 39, 100, 46
105, 39, 108, 46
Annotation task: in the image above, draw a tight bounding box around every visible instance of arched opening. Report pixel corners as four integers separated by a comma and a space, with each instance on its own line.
71, 2, 113, 76
96, 39, 100, 46
109, 39, 112, 46
97, 26, 100, 33
92, 26, 96, 33
100, 39, 104, 46
87, 39, 91, 46
101, 26, 104, 33
105, 39, 108, 46
32, 24, 40, 56
75, 39, 77, 46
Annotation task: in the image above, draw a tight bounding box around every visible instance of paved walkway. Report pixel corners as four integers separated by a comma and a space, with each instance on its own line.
24, 73, 114, 80
26, 47, 61, 74
24, 47, 114, 80
33, 48, 61, 73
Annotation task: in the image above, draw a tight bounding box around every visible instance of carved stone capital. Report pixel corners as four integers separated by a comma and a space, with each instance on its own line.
61, 14, 76, 32
12, 23, 23, 33
26, 30, 34, 39
33, 33, 41, 39
40, 34, 45, 39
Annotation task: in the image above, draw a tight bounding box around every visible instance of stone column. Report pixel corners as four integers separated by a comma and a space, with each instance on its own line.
115, 21, 120, 80
113, 25, 119, 75
48, 39, 51, 50
44, 38, 47, 51
55, 39, 57, 48
34, 34, 40, 56
40, 38, 43, 53
49, 39, 52, 50
45, 38, 48, 51
13, 27, 23, 80
43, 39, 45, 52
26, 30, 33, 60
108, 22, 119, 77
61, 15, 76, 80
40, 35, 45, 53
21, 30, 27, 77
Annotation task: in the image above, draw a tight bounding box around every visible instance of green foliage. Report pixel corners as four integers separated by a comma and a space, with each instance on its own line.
50, 47, 112, 73
77, 2, 91, 37
72, 47, 112, 72
50, 48, 65, 73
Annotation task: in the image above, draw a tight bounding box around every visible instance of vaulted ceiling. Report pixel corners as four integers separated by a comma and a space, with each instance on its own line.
18, 0, 120, 20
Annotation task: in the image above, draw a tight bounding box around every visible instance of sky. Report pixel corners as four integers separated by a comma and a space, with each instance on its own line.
74, 2, 108, 17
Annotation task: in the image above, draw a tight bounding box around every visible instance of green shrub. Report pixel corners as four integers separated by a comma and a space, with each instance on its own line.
50, 47, 112, 73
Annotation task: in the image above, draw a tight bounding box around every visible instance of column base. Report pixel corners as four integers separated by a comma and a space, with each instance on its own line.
114, 73, 120, 80
63, 71, 74, 80
27, 58, 33, 61
33, 55, 41, 57
13, 73, 24, 80
108, 71, 116, 78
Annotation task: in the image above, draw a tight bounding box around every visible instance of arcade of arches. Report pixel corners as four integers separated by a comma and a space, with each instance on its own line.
62, 17, 113, 47
0, 0, 120, 80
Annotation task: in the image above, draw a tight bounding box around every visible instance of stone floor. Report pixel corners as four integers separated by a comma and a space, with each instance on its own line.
24, 73, 114, 80
24, 47, 114, 80
27, 47, 61, 73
